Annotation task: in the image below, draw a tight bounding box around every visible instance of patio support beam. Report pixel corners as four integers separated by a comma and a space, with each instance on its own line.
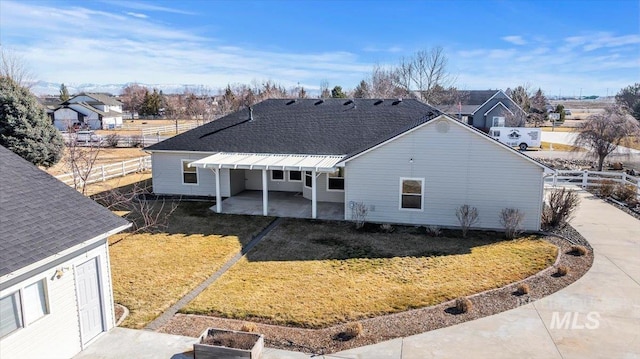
311, 169, 317, 219
262, 169, 268, 216
213, 168, 221, 213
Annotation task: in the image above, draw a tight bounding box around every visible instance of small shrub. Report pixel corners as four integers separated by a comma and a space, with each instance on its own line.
500, 208, 524, 239
129, 135, 143, 148
455, 297, 472, 313
425, 225, 441, 237
556, 265, 568, 277
351, 202, 368, 230
516, 283, 530, 295
380, 223, 394, 233
344, 322, 363, 338
597, 179, 616, 197
613, 183, 637, 203
570, 245, 587, 256
105, 133, 120, 147
240, 322, 258, 333
455, 204, 479, 238
541, 188, 580, 229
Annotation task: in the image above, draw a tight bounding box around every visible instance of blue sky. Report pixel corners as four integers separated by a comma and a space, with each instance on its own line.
1, 0, 638, 96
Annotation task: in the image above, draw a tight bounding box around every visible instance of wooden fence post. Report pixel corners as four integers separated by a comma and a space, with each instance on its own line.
101, 165, 106, 182
122, 161, 126, 176
582, 171, 588, 188
553, 170, 558, 187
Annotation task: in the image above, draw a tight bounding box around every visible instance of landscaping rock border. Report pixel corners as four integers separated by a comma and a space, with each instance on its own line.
157, 230, 593, 355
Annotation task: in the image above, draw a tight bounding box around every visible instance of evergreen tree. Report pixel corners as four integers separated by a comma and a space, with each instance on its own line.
331, 85, 347, 98
353, 80, 369, 98
615, 83, 640, 121
59, 83, 70, 102
0, 77, 64, 167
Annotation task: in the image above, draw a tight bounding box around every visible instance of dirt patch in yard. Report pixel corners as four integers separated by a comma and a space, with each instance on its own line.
158, 231, 592, 355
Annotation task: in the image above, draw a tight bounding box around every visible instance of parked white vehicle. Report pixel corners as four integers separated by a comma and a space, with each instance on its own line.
489, 127, 541, 150
62, 130, 103, 144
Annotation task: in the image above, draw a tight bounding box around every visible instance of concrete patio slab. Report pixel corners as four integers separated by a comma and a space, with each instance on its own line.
218, 190, 345, 220
73, 328, 196, 359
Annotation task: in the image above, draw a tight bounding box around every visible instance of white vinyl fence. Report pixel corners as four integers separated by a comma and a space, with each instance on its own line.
140, 123, 199, 136
546, 170, 640, 198
55, 156, 151, 187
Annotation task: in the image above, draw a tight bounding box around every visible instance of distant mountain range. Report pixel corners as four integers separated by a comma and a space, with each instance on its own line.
30, 81, 203, 96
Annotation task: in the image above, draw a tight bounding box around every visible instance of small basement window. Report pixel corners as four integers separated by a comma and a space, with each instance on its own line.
289, 171, 302, 182
182, 160, 198, 184
400, 178, 424, 210
327, 168, 344, 191
271, 170, 285, 181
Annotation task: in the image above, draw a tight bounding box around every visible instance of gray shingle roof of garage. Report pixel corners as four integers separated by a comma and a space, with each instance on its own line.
0, 146, 130, 277
146, 98, 441, 155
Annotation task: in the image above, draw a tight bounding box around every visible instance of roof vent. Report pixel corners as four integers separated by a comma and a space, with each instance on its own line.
374, 100, 383, 105
314, 99, 324, 105
344, 99, 353, 106
286, 99, 296, 105
249, 106, 254, 121
392, 98, 403, 105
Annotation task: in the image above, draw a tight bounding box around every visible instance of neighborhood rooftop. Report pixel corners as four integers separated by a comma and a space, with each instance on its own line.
0, 146, 130, 277
146, 98, 442, 156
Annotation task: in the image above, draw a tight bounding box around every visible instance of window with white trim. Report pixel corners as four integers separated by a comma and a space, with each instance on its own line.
0, 279, 48, 338
182, 160, 198, 184
327, 168, 344, 191
304, 171, 312, 188
288, 171, 302, 182
400, 178, 424, 210
492, 116, 505, 127
271, 170, 285, 181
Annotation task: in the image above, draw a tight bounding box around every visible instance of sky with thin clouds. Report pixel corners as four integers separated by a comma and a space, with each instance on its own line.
0, 0, 638, 96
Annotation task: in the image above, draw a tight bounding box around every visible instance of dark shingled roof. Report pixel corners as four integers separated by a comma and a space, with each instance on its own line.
146, 98, 441, 155
0, 146, 130, 277
464, 90, 500, 105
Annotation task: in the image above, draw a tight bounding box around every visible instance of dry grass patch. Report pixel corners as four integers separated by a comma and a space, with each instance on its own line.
183, 219, 557, 328
109, 201, 274, 328
541, 142, 585, 152
541, 127, 577, 132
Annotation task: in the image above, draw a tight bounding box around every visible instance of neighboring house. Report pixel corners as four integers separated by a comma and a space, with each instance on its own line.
37, 96, 62, 122
438, 90, 527, 131
146, 98, 550, 231
53, 93, 124, 130
0, 146, 130, 358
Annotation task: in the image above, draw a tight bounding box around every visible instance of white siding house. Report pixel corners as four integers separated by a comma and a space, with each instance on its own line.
146, 99, 548, 231
53, 93, 124, 130
340, 117, 545, 230
0, 146, 130, 359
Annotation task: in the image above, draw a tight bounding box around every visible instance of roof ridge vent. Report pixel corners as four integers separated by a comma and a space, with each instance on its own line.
392, 98, 403, 105
344, 99, 353, 106
374, 99, 383, 105
314, 99, 324, 105
286, 99, 296, 105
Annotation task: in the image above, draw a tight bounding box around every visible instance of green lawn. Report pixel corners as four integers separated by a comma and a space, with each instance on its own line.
182, 219, 558, 328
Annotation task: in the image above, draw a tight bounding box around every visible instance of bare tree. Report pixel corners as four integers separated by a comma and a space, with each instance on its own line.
64, 134, 101, 195
455, 204, 479, 238
528, 88, 547, 126
95, 182, 179, 234
0, 47, 35, 87
120, 83, 147, 115
319, 79, 330, 99
573, 104, 640, 171
500, 208, 524, 239
369, 65, 404, 98
392, 47, 456, 105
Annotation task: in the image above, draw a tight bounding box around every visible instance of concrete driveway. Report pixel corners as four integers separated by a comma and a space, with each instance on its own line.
75, 191, 639, 359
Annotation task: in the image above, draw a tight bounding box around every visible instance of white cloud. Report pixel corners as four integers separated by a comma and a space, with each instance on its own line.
126, 12, 148, 19
99, 0, 197, 15
502, 35, 527, 45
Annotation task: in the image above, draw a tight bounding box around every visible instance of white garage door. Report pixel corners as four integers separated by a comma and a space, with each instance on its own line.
76, 257, 104, 344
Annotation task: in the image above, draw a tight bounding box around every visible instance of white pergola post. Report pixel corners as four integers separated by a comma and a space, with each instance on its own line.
262, 169, 268, 216
311, 169, 317, 219
213, 168, 221, 213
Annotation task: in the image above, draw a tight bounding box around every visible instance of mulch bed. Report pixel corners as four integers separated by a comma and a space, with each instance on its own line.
157, 231, 593, 355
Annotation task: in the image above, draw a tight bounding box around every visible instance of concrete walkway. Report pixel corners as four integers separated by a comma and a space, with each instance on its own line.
75, 191, 639, 358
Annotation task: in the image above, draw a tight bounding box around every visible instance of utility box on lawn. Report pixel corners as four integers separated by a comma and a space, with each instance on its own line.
489, 127, 541, 151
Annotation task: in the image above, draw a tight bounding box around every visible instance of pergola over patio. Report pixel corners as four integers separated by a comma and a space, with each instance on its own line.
188, 153, 345, 218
